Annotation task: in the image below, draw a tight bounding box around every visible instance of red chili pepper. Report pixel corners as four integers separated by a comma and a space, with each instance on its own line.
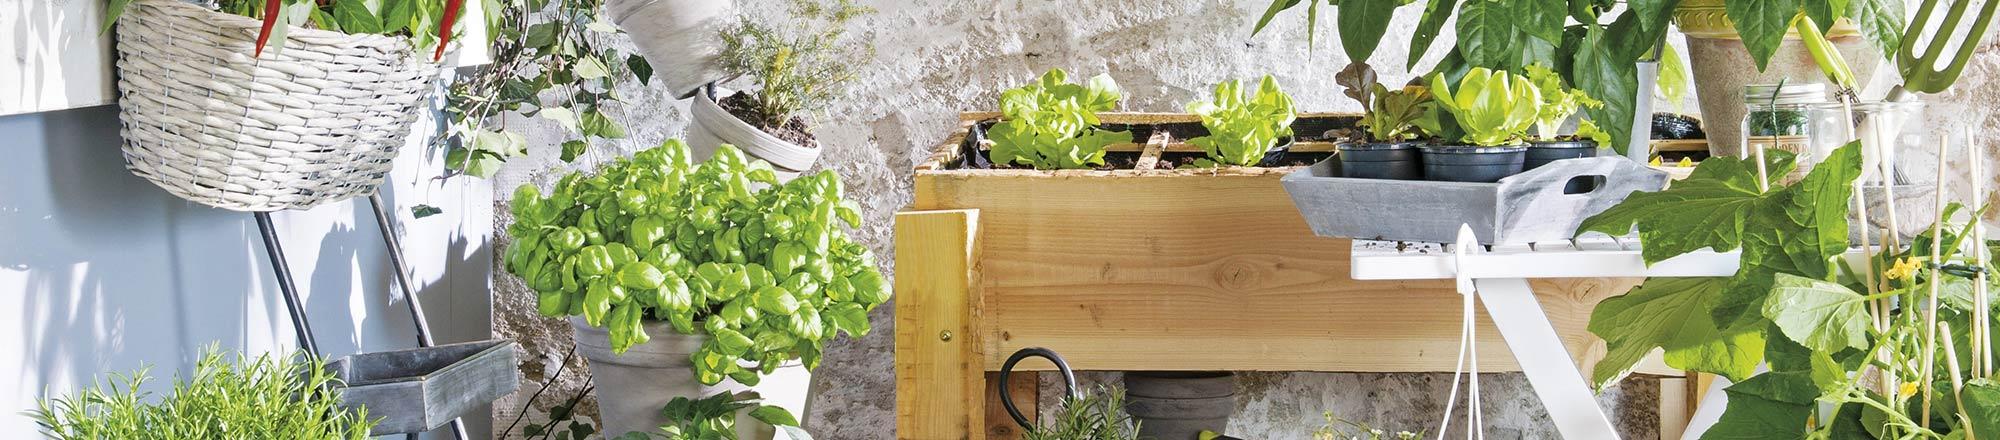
255, 0, 282, 56
433, 0, 462, 61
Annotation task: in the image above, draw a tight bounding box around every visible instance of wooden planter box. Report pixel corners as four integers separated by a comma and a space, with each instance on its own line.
894, 113, 1675, 439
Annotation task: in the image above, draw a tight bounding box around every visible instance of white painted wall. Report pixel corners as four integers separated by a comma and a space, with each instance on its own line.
0, 101, 495, 437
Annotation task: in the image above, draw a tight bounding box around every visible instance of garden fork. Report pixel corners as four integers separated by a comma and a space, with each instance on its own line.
1893, 0, 2000, 98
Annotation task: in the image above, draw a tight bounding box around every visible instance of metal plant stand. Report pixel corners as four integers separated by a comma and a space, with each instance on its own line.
253, 193, 468, 440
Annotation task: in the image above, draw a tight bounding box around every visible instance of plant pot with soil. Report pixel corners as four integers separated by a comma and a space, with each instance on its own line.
1422, 68, 1540, 183
502, 141, 890, 439
1333, 63, 1439, 180
686, 0, 872, 181
110, 0, 474, 211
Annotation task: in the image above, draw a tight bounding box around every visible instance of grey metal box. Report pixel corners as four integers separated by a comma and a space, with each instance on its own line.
1281, 155, 1667, 245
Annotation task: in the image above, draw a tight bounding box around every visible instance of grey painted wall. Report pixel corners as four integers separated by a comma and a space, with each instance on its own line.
1, 105, 496, 438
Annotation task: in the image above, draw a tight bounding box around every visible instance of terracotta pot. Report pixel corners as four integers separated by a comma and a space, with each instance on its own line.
573, 318, 812, 439
1672, 0, 1886, 157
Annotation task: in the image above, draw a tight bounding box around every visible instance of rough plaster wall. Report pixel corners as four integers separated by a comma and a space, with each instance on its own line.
487, 1, 2000, 438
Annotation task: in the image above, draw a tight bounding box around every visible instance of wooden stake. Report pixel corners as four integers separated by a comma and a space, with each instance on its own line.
1970, 132, 1993, 378
1941, 321, 1977, 440
1922, 136, 1951, 427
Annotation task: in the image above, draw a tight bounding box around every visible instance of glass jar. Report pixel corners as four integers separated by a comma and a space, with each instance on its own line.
1740, 83, 1828, 179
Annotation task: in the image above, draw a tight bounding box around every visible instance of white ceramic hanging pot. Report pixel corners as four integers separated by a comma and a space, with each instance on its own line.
573, 318, 812, 440
687, 87, 821, 182
604, 0, 735, 98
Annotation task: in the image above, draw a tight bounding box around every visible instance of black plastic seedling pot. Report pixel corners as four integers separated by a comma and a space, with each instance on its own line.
1422, 145, 1526, 183
1335, 142, 1421, 180
1526, 140, 1600, 192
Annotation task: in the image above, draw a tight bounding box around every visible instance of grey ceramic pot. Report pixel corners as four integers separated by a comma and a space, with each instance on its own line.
1122, 371, 1237, 440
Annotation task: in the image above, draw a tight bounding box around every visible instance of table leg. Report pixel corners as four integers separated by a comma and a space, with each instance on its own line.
1473, 278, 1620, 440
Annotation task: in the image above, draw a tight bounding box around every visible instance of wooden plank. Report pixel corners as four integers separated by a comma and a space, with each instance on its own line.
912, 172, 1662, 375
982, 371, 1037, 440
895, 210, 984, 440
1659, 376, 1690, 440
1134, 132, 1166, 170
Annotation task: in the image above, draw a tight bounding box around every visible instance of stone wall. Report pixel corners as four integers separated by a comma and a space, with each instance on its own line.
488, 0, 2000, 438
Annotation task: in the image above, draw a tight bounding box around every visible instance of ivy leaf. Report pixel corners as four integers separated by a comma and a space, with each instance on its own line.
581, 110, 627, 139
1762, 273, 1871, 352
447, 148, 505, 178
411, 204, 444, 218
540, 107, 580, 133
1335, 0, 1400, 63
525, 22, 558, 49
1848, 0, 1905, 60
1724, 0, 1801, 70
560, 140, 588, 162
1577, 150, 1797, 264
574, 56, 612, 79
627, 55, 654, 86
1454, 0, 1516, 68
1407, 0, 1455, 69
1700, 372, 1816, 439
1590, 277, 1758, 388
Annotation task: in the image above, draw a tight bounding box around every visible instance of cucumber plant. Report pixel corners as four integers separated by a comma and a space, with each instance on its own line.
1184, 75, 1297, 167
988, 69, 1129, 169
503, 139, 888, 387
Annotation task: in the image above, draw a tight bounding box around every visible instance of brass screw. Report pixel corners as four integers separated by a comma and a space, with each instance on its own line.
939, 330, 954, 341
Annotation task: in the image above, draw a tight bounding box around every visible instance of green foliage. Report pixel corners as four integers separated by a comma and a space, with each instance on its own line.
442, 0, 641, 177
31, 345, 374, 439
1310, 412, 1423, 440
1746, 109, 1810, 137
1249, 0, 1415, 62
1523, 64, 1601, 139
988, 69, 1129, 170
1184, 75, 1297, 167
716, 0, 873, 129
614, 392, 811, 440
111, 0, 473, 53
1583, 141, 2000, 437
1023, 385, 1141, 440
1726, 0, 1802, 71
1573, 118, 1612, 145
1429, 67, 1540, 146
1656, 41, 1689, 113
503, 140, 889, 386
1357, 84, 1439, 142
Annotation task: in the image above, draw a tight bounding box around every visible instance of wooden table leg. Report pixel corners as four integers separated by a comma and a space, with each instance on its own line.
896, 210, 985, 440
1474, 278, 1621, 440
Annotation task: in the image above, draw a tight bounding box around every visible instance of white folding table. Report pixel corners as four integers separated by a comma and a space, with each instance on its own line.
1349, 227, 1745, 439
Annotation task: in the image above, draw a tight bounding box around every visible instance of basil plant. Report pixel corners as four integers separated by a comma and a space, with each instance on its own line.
1429, 68, 1541, 147
1184, 75, 1297, 167
988, 68, 1129, 170
504, 139, 889, 386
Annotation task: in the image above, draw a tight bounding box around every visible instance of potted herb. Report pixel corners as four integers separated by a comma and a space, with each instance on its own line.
32, 346, 376, 439
988, 68, 1130, 169
502, 140, 889, 437
613, 391, 813, 440
1424, 68, 1541, 183
1336, 64, 1437, 180
688, 0, 873, 181
1522, 64, 1604, 171
110, 0, 477, 211
1183, 75, 1297, 168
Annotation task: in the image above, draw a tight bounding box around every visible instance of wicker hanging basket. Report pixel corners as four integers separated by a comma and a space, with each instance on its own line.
114, 0, 440, 212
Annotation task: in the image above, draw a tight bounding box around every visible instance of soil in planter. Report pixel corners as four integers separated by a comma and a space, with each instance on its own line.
1159, 152, 1332, 169
720, 92, 818, 147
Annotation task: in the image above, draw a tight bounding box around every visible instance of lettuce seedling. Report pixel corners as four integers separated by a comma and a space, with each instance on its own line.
1357, 84, 1438, 142
1430, 68, 1541, 147
1524, 64, 1603, 140
1185, 75, 1297, 167
989, 69, 1129, 169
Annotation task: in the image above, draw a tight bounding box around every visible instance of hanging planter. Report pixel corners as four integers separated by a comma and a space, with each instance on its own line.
113, 0, 442, 212
687, 87, 821, 182
605, 0, 736, 99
